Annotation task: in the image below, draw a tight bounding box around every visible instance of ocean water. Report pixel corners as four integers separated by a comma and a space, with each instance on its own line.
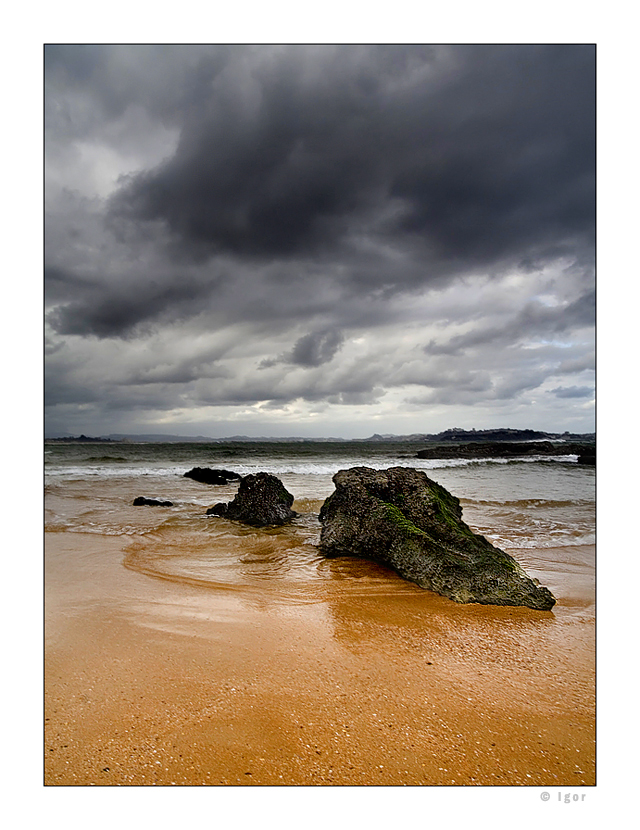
44, 440, 595, 612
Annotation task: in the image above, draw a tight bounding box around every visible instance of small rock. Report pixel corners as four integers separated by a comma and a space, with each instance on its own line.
133, 496, 173, 507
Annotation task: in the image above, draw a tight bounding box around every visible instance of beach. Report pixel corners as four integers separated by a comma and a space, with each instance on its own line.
44, 442, 595, 786
45, 539, 594, 786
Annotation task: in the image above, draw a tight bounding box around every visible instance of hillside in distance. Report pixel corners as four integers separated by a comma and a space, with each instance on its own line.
361, 428, 595, 443
45, 427, 595, 444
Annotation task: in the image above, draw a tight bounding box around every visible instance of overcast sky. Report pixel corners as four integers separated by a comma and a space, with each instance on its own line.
44, 44, 595, 438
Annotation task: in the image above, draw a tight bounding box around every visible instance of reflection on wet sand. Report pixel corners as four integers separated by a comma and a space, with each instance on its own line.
46, 526, 594, 786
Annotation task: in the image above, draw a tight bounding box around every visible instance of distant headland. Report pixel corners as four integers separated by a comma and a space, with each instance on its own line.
45, 427, 595, 444
46, 434, 116, 443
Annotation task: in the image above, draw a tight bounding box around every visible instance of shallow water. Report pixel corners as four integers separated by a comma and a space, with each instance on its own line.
44, 440, 595, 614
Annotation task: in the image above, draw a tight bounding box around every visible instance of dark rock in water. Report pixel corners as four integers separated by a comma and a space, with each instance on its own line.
133, 496, 173, 507
577, 452, 596, 465
183, 467, 242, 485
417, 441, 557, 459
206, 472, 297, 526
318, 467, 556, 611
416, 441, 595, 461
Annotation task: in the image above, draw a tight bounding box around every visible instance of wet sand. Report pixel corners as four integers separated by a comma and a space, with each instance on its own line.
44, 531, 595, 787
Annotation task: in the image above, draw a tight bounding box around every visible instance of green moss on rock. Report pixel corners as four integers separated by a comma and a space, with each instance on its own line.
318, 466, 556, 611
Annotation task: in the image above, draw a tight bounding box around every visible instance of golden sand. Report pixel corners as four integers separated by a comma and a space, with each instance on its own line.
44, 532, 594, 787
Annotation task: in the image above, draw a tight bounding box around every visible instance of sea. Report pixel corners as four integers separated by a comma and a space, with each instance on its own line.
44, 440, 595, 616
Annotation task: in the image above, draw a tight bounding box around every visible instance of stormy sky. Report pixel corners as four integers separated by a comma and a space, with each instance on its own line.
44, 44, 595, 438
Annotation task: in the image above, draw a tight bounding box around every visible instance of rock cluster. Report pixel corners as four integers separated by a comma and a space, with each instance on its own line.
206, 472, 297, 526
319, 466, 556, 611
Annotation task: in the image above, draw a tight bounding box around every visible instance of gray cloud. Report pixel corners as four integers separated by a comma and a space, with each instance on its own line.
46, 271, 217, 338
44, 45, 595, 437
105, 46, 594, 279
424, 290, 595, 356
551, 385, 594, 399
287, 329, 345, 367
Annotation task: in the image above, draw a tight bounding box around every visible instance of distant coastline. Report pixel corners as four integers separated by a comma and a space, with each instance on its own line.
45, 427, 595, 445
46, 434, 117, 443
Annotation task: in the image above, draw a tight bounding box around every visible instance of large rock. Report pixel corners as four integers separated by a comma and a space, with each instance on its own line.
184, 467, 242, 485
319, 467, 556, 611
206, 472, 297, 526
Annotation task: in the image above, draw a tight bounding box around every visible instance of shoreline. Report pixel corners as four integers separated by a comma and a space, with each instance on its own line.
45, 530, 595, 787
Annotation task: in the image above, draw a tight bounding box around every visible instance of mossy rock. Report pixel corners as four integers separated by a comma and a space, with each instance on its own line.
319, 466, 555, 611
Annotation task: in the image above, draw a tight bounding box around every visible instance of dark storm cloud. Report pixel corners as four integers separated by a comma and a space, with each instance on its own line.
44, 44, 596, 436
287, 329, 345, 367
46, 264, 219, 338
44, 265, 91, 304
109, 44, 594, 286
46, 45, 595, 344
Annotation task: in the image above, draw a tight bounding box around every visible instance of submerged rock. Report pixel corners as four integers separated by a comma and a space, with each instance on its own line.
206, 472, 297, 526
184, 467, 242, 485
318, 467, 555, 611
133, 496, 173, 507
